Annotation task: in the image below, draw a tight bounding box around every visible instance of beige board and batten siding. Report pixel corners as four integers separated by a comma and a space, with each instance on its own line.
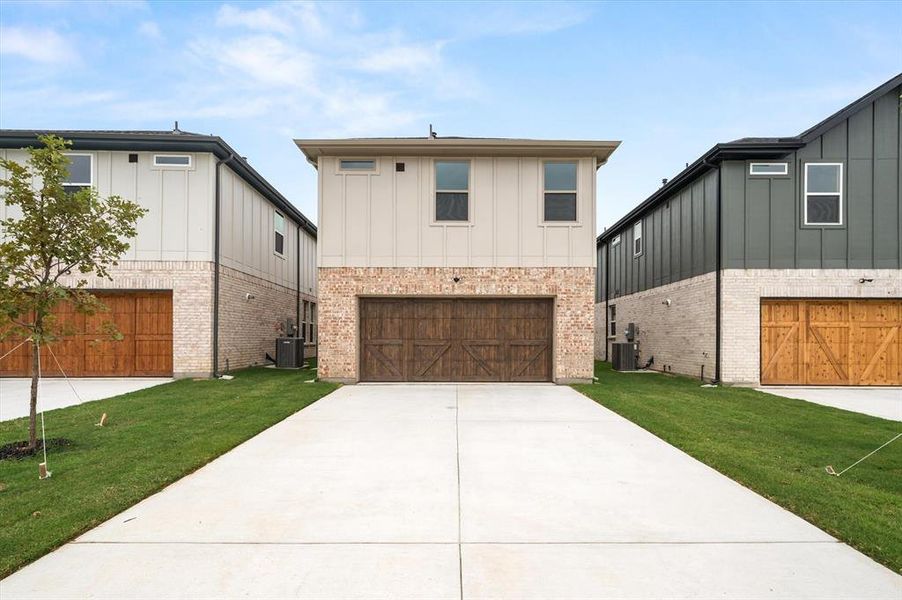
0, 149, 215, 261
317, 156, 596, 268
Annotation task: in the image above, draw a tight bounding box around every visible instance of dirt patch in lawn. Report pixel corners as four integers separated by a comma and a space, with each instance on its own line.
0, 438, 72, 461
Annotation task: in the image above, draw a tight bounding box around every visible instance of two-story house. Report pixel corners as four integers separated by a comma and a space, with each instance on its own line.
0, 129, 318, 378
596, 73, 902, 386
296, 137, 619, 383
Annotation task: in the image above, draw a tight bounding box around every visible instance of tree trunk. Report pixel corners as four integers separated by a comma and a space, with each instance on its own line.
28, 339, 40, 451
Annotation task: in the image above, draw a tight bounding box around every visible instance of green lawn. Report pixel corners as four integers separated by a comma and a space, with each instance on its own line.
0, 364, 337, 577
573, 362, 902, 573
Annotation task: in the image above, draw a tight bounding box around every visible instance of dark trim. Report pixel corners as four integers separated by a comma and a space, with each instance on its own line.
798, 73, 902, 142
712, 163, 722, 384
296, 222, 301, 338
604, 240, 610, 362
0, 129, 317, 238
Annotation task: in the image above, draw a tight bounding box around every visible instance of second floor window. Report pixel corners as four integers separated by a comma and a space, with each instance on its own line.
274, 211, 285, 255
633, 220, 643, 256
64, 154, 93, 192
435, 161, 469, 221
543, 161, 577, 221
804, 163, 843, 225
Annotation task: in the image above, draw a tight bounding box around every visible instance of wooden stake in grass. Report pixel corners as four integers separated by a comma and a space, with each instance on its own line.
95, 413, 107, 427
38, 463, 51, 480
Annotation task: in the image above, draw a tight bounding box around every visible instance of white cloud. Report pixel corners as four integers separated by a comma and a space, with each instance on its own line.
0, 25, 79, 65
215, 2, 325, 37
138, 21, 162, 40
357, 42, 444, 74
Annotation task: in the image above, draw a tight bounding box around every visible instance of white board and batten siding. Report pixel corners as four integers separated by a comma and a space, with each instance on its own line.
219, 165, 316, 294
317, 156, 596, 268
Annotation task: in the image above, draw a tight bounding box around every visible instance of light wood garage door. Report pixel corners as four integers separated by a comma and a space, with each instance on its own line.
360, 298, 553, 382
0, 291, 173, 377
761, 299, 902, 386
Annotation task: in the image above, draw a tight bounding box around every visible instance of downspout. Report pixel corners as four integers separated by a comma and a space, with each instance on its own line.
296, 223, 301, 338
213, 153, 236, 377
703, 159, 723, 384
604, 240, 610, 362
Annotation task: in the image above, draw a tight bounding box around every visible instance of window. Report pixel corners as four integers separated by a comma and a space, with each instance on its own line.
612, 234, 621, 246
63, 154, 92, 192
804, 163, 843, 225
543, 161, 577, 221
309, 303, 316, 343
608, 305, 617, 337
749, 162, 788, 176
633, 220, 643, 256
154, 154, 191, 167
435, 161, 469, 221
274, 211, 285, 255
339, 159, 376, 171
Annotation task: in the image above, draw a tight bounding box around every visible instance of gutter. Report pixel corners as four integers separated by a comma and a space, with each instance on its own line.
212, 153, 237, 377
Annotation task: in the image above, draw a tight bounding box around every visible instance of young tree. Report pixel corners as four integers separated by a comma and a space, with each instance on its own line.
0, 135, 146, 450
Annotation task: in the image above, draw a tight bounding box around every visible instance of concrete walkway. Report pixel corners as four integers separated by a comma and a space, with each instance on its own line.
2, 384, 900, 598
0, 378, 173, 421
760, 386, 902, 421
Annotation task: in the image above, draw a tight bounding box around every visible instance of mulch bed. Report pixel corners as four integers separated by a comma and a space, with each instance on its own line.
0, 438, 72, 461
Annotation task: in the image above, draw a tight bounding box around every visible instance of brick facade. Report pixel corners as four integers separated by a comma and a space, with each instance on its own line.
218, 265, 316, 372
60, 260, 214, 378
318, 267, 595, 384
720, 269, 902, 385
595, 272, 716, 380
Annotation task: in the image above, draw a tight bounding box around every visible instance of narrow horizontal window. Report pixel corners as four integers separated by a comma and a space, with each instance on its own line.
154, 154, 191, 167
804, 163, 843, 225
435, 161, 469, 222
633, 220, 643, 257
612, 234, 621, 246
543, 161, 577, 222
274, 211, 286, 255
63, 154, 92, 191
339, 159, 376, 171
749, 162, 787, 176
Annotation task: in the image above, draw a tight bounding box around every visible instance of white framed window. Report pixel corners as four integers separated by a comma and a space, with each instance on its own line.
309, 303, 316, 343
608, 304, 617, 338
274, 211, 286, 256
543, 161, 577, 222
633, 220, 643, 257
63, 154, 93, 192
612, 234, 621, 246
339, 159, 376, 171
749, 162, 788, 176
153, 154, 191, 167
804, 163, 843, 226
435, 160, 469, 222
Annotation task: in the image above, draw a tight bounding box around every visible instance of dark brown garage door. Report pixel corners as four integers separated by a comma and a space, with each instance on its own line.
360, 298, 552, 382
0, 291, 173, 377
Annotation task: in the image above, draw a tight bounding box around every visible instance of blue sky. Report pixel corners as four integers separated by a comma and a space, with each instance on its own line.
1, 1, 899, 230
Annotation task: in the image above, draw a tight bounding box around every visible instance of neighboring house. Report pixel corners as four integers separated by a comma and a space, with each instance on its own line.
296, 137, 619, 383
596, 73, 902, 386
0, 129, 317, 378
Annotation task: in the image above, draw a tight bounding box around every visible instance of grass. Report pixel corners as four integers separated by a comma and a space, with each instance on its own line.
573, 362, 902, 573
0, 363, 337, 577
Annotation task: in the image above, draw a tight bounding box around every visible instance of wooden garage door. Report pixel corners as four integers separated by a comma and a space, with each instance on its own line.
360, 298, 552, 382
0, 291, 173, 377
761, 299, 902, 386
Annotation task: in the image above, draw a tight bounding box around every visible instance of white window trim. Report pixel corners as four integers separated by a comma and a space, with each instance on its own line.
338, 158, 378, 173
749, 162, 788, 176
153, 154, 192, 168
433, 159, 471, 225
803, 162, 844, 226
611, 234, 621, 246
63, 153, 93, 187
607, 304, 617, 339
632, 220, 643, 257
273, 210, 286, 258
541, 160, 579, 224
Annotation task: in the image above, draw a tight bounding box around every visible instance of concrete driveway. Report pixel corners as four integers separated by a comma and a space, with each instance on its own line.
0, 377, 173, 422
760, 386, 902, 421
2, 384, 900, 599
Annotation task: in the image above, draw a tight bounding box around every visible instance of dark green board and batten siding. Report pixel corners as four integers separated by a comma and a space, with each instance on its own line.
722, 86, 901, 270
598, 83, 901, 302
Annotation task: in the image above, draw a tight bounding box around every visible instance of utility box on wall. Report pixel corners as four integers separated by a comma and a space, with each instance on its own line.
612, 342, 638, 371
275, 337, 305, 368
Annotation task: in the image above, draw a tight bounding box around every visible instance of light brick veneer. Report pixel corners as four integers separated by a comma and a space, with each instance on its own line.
60, 260, 214, 378
218, 265, 315, 372
721, 269, 902, 385
595, 272, 716, 380
317, 267, 595, 383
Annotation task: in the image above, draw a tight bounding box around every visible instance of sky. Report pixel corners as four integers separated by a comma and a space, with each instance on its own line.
1, 1, 900, 231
